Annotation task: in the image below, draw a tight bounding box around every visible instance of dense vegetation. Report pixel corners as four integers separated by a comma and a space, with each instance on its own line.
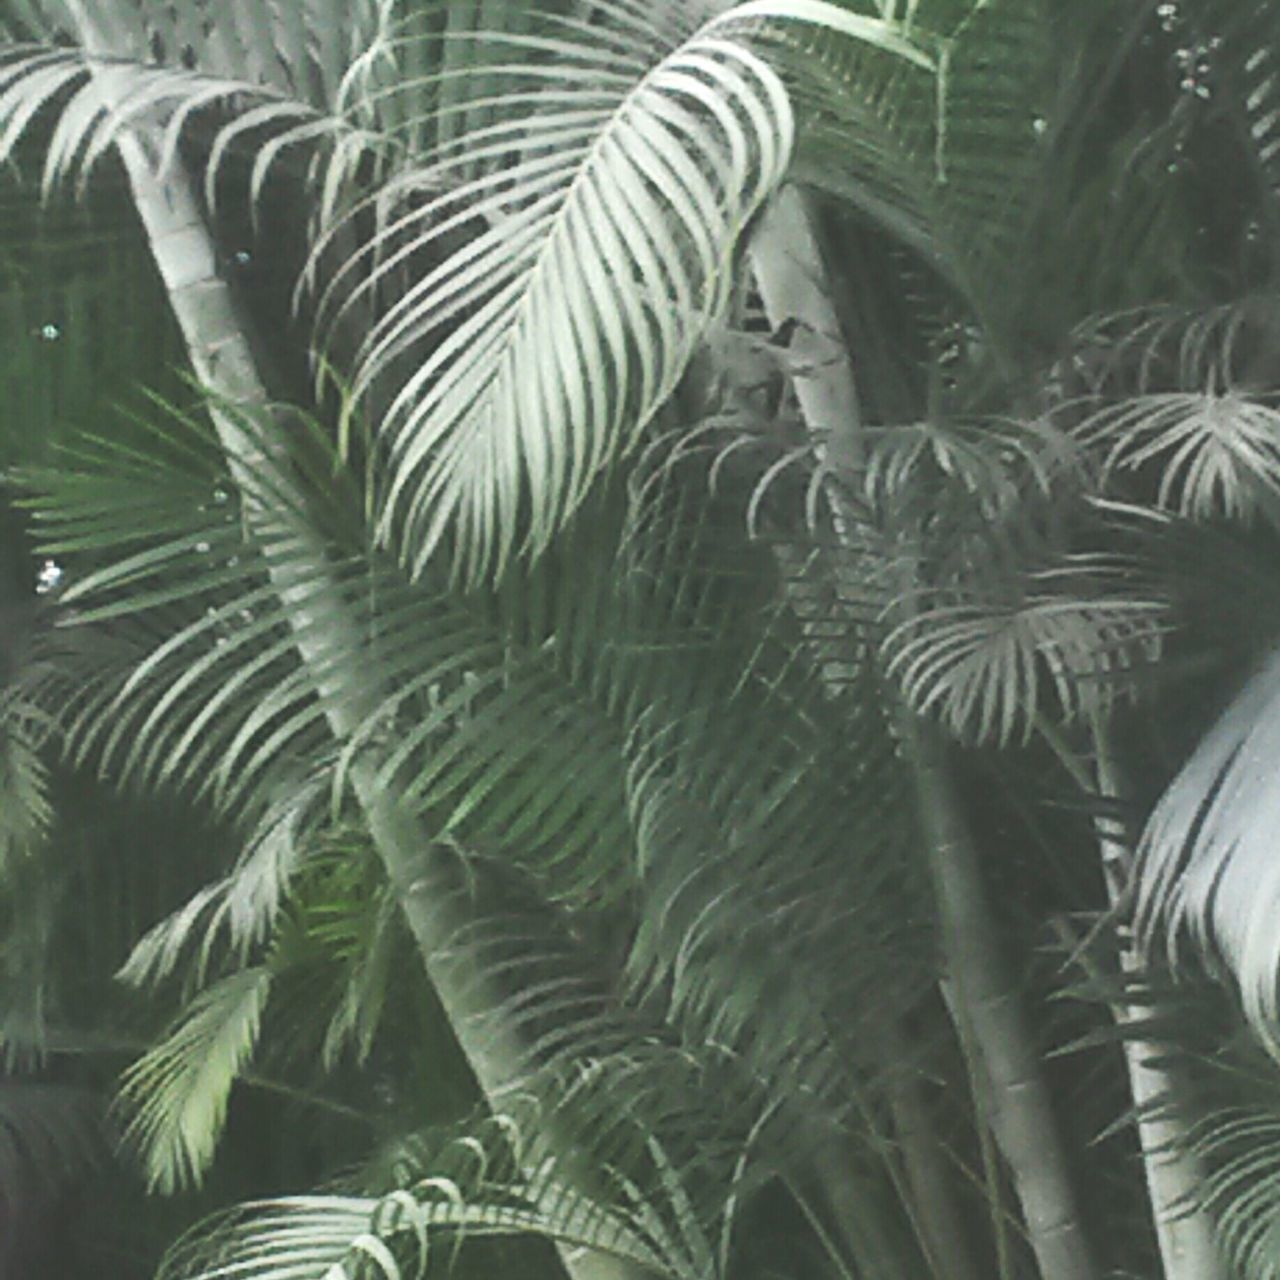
5, 3, 1280, 1279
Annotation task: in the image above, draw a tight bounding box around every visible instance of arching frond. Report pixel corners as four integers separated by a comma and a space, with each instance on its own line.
1057, 299, 1280, 524
13, 377, 946, 1278
785, 0, 1053, 331
158, 1196, 421, 1280
1135, 641, 1280, 1056
1193, 0, 1280, 221
117, 770, 333, 988
117, 964, 272, 1193
163, 1098, 822, 1280
156, 1173, 677, 1280
336, 3, 934, 583
0, 0, 936, 589
883, 568, 1166, 747
860, 414, 1081, 521
0, 686, 52, 869
1078, 388, 1280, 525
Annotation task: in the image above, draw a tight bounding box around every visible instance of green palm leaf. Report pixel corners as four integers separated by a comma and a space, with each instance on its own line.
295, 1, 930, 583
117, 964, 273, 1193
19, 384, 934, 1269
1136, 642, 1280, 1055
0, 688, 52, 868
883, 572, 1166, 747
1080, 388, 1280, 525
157, 1179, 675, 1280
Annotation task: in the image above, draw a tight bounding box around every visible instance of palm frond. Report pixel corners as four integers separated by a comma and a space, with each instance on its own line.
343, 21, 797, 581
883, 566, 1166, 747
781, 0, 1053, 353
117, 964, 273, 1193
0, 685, 52, 869
156, 1174, 674, 1280
158, 1196, 424, 1280
3, 0, 937, 588
117, 770, 333, 988
1192, 0, 1280, 221
1135, 641, 1280, 1057
297, 1, 934, 583
1078, 387, 1280, 525
291, 845, 403, 1071
15, 377, 946, 1276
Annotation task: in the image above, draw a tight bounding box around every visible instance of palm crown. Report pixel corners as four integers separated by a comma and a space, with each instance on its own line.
7, 3, 1280, 1280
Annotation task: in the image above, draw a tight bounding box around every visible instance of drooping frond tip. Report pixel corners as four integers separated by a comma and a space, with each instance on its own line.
1135, 643, 1280, 1057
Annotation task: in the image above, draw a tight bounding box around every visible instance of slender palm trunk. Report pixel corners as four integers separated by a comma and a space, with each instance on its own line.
906, 720, 1096, 1280
749, 187, 980, 1280
66, 19, 643, 1280
1088, 720, 1225, 1280
769, 540, 981, 1280
876, 1018, 982, 1280
750, 186, 1096, 1280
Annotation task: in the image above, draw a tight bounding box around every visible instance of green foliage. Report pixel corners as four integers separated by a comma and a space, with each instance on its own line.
119, 966, 274, 1194
15, 2, 1280, 1279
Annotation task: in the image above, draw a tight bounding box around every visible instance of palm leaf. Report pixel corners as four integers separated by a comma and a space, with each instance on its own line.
1078, 387, 1280, 525
882, 569, 1166, 747
116, 774, 331, 990
3, 0, 934, 588
117, 964, 273, 1193
295, 1, 933, 582
156, 1177, 674, 1280
786, 0, 1053, 333
0, 686, 52, 868
1135, 641, 1280, 1056
18, 383, 938, 1274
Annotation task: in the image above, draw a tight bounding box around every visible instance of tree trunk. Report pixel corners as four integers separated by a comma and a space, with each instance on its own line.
1089, 719, 1226, 1280
876, 1018, 982, 1280
751, 185, 1097, 1280
749, 188, 983, 1280
906, 721, 1096, 1280
64, 14, 647, 1279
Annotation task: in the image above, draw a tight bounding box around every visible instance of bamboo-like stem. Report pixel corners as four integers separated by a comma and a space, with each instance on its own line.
751, 185, 1096, 1280
750, 186, 982, 1280
1037, 712, 1226, 1279
876, 1017, 983, 1280
769, 539, 980, 1280
63, 17, 645, 1280
905, 720, 1096, 1280
1086, 716, 1226, 1280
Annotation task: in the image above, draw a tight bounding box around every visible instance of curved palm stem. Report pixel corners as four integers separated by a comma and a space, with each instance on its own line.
59, 7, 647, 1277
750, 180, 1096, 1280
905, 718, 1096, 1280
1088, 715, 1226, 1280
1037, 708, 1229, 1280
749, 187, 983, 1280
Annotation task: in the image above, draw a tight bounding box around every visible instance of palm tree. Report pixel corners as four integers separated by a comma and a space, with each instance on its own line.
12, 2, 1280, 1279
0, 2, 970, 1279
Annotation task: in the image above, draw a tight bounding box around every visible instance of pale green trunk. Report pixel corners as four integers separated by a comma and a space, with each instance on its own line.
66, 15, 648, 1278
750, 188, 982, 1280
751, 186, 1096, 1280
1089, 721, 1226, 1280
768, 540, 981, 1280
906, 721, 1096, 1280
877, 1019, 983, 1280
